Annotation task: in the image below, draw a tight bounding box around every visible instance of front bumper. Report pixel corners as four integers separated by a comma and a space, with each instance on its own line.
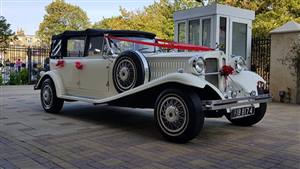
203, 94, 272, 110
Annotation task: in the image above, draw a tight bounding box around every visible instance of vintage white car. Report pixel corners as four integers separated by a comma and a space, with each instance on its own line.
35, 29, 271, 143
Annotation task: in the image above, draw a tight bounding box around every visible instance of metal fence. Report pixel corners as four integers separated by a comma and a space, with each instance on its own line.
1, 41, 272, 86
251, 37, 271, 90
0, 45, 50, 84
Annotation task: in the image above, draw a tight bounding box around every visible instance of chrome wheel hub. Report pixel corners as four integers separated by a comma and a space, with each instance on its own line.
165, 106, 179, 122
42, 85, 53, 108
43, 90, 50, 103
119, 67, 129, 81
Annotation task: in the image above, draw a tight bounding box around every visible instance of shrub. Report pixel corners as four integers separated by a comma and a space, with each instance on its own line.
8, 69, 30, 85
9, 71, 20, 85
20, 69, 29, 84
0, 75, 3, 85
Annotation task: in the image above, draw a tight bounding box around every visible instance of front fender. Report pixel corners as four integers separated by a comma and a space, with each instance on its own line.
34, 70, 65, 97
145, 73, 225, 99
229, 71, 265, 94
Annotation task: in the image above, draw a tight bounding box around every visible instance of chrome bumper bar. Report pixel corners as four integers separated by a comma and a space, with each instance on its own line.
203, 94, 272, 110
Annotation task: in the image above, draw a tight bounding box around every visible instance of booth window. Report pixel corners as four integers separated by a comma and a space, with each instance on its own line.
67, 37, 85, 57
88, 36, 104, 56
202, 18, 211, 47
189, 20, 200, 45
178, 22, 186, 43
219, 17, 227, 53
232, 22, 247, 58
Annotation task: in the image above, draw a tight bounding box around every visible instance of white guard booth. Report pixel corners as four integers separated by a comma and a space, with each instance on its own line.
174, 3, 255, 66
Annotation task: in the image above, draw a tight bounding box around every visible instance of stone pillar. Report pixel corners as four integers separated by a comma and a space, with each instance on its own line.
269, 21, 300, 104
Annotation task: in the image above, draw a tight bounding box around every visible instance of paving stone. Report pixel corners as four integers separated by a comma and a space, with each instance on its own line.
0, 85, 299, 169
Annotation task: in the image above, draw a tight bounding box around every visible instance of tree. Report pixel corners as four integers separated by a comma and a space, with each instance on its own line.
93, 0, 204, 40
37, 0, 90, 45
95, 0, 299, 39
0, 16, 14, 50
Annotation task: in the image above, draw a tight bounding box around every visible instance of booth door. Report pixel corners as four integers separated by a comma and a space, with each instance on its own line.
230, 19, 251, 63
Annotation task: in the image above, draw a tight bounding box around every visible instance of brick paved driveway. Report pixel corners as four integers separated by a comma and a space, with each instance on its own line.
0, 85, 299, 169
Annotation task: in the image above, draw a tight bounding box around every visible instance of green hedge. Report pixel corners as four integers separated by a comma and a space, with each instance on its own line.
0, 75, 2, 85
9, 69, 29, 85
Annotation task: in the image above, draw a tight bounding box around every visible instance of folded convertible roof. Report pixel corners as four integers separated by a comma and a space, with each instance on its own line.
52, 29, 156, 40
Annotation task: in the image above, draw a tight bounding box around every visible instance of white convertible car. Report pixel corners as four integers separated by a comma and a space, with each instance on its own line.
35, 29, 271, 143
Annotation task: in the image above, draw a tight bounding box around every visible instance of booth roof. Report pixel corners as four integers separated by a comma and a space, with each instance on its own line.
52, 29, 156, 40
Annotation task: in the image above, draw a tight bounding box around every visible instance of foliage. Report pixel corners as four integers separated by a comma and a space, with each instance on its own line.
93, 0, 300, 39
20, 69, 29, 84
94, 0, 213, 40
173, 0, 203, 10
0, 16, 15, 51
9, 71, 21, 85
94, 0, 175, 40
0, 74, 2, 85
37, 0, 90, 45
8, 69, 29, 85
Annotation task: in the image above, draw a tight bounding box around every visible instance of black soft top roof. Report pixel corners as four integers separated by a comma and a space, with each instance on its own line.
52, 29, 156, 40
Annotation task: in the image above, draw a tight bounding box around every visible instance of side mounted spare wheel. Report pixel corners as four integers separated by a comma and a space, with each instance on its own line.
112, 50, 150, 93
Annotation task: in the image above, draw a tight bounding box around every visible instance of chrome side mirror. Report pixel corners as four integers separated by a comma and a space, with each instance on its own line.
94, 48, 101, 54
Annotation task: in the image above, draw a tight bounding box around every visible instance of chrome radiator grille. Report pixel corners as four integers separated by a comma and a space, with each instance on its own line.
205, 58, 219, 88
148, 58, 189, 80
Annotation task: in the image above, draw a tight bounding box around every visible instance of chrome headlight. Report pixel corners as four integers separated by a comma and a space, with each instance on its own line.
191, 57, 205, 75
234, 56, 247, 73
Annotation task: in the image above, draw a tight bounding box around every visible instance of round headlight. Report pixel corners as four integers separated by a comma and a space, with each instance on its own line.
192, 57, 205, 75
235, 56, 246, 73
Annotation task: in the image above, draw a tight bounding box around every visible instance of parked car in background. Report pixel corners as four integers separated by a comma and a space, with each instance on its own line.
35, 29, 271, 143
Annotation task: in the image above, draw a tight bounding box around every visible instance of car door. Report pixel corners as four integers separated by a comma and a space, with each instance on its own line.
50, 36, 85, 96
78, 36, 111, 99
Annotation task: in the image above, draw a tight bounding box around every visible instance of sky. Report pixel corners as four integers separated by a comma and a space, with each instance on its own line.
0, 0, 156, 35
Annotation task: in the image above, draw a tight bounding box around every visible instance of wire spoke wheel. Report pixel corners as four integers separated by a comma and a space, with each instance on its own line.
115, 58, 137, 91
155, 89, 204, 143
158, 95, 188, 136
112, 51, 148, 93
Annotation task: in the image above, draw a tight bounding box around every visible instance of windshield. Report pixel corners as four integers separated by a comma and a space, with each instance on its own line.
109, 37, 156, 54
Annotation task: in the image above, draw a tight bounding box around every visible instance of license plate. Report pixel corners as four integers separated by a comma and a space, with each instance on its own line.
231, 107, 255, 119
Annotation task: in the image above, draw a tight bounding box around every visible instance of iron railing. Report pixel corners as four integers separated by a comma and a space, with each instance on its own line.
251, 37, 271, 90
0, 45, 50, 84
